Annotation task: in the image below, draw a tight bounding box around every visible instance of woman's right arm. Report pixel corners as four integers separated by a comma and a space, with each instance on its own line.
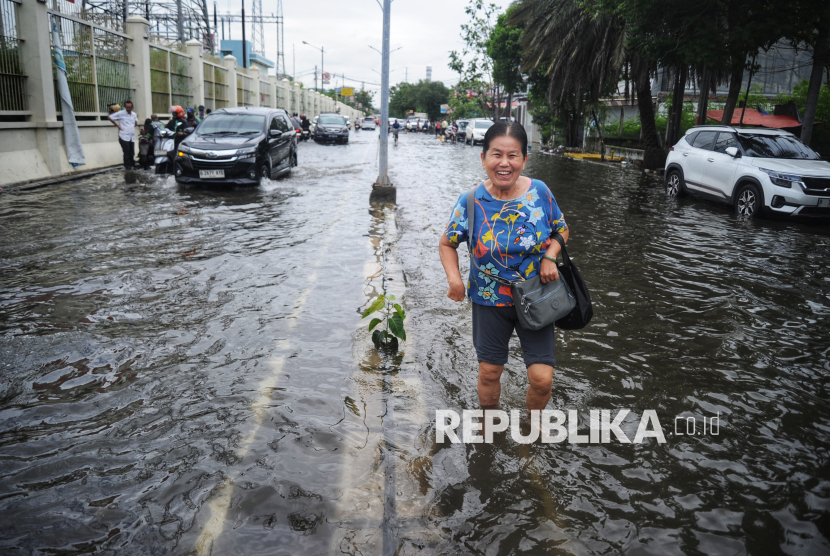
439, 234, 466, 302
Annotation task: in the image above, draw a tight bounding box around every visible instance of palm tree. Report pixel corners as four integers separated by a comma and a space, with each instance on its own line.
511, 0, 664, 167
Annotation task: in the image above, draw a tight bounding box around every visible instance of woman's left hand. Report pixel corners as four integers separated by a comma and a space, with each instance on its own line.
539, 257, 559, 284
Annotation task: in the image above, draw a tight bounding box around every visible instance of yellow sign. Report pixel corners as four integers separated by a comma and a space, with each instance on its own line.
340, 87, 354, 97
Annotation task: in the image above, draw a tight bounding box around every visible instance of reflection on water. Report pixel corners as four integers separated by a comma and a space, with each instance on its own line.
1, 131, 829, 554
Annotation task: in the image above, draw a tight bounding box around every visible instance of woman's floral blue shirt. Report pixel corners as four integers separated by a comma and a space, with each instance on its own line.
445, 180, 566, 306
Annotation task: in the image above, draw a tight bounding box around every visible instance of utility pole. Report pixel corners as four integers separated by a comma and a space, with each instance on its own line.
241, 0, 247, 69
176, 0, 184, 43
405, 67, 408, 83
371, 0, 394, 199
314, 65, 318, 93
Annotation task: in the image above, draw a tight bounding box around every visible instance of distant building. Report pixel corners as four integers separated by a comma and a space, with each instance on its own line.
652, 41, 813, 98
426, 66, 432, 82
220, 40, 275, 71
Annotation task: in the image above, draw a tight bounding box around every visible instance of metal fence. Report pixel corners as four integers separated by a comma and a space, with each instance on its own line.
170, 51, 191, 109
237, 71, 253, 107
203, 61, 228, 111
51, 15, 95, 114
149, 46, 169, 115
0, 0, 26, 113
49, 11, 130, 117
93, 26, 130, 113
259, 79, 270, 107
150, 45, 191, 115
48, 0, 124, 33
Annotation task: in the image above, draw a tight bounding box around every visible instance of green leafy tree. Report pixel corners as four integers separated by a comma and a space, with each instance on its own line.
449, 0, 501, 120
353, 89, 375, 113
389, 80, 450, 120
486, 7, 525, 119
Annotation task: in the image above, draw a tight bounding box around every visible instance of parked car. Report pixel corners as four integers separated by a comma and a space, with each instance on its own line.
665, 125, 830, 219
361, 116, 377, 130
465, 118, 494, 146
457, 119, 470, 135
314, 113, 350, 144
174, 107, 297, 185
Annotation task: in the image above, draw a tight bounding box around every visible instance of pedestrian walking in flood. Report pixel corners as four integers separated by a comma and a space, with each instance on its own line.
439, 121, 569, 412
108, 100, 138, 169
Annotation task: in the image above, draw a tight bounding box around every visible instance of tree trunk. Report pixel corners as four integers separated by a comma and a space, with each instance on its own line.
721, 57, 745, 125
802, 16, 830, 146
668, 65, 688, 147
635, 70, 662, 169
507, 91, 513, 121
697, 67, 710, 125
619, 106, 625, 138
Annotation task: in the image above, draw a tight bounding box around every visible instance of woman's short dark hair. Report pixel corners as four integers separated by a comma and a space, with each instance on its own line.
483, 121, 528, 157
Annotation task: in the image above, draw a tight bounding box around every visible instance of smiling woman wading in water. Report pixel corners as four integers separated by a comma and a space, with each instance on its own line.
438, 121, 569, 411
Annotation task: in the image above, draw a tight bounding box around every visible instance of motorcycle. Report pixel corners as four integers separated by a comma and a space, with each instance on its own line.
154, 127, 193, 175
445, 127, 458, 144
301, 129, 310, 141
153, 129, 176, 174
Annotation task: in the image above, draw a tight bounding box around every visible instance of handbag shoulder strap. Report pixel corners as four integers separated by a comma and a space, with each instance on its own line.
550, 232, 573, 267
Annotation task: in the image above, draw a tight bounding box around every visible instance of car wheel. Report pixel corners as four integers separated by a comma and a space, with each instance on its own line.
259, 162, 271, 180
665, 169, 686, 198
734, 183, 762, 218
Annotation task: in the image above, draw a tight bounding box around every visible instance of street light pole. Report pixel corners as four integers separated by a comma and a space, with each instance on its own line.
303, 41, 325, 91
375, 0, 392, 188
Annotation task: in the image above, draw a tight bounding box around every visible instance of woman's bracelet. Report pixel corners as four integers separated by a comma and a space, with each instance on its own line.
542, 255, 558, 263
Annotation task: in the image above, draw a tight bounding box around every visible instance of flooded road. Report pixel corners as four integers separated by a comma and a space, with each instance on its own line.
2, 129, 830, 555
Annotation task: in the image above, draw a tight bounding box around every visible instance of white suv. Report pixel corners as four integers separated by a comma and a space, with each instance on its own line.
665, 126, 830, 218
465, 118, 494, 146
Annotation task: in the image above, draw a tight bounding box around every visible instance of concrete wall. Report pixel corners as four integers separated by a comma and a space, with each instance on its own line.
0, 3, 366, 188
0, 123, 121, 186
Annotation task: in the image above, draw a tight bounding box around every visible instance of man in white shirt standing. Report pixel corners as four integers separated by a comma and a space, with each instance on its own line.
108, 100, 138, 169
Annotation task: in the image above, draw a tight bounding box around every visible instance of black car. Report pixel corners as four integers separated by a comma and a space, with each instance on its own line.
313, 113, 350, 144
175, 107, 297, 185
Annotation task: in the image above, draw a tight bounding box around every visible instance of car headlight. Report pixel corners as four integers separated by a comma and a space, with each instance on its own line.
342, 127, 349, 132
179, 144, 191, 153
236, 146, 257, 159
759, 168, 804, 189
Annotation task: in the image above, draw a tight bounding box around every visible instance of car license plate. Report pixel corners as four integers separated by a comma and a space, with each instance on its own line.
155, 150, 166, 157
818, 198, 830, 208
199, 170, 224, 179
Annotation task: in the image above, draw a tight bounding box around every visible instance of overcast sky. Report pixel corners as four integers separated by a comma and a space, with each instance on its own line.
213, 0, 514, 100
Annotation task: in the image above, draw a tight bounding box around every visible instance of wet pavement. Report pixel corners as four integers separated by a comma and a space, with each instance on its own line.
2, 129, 830, 555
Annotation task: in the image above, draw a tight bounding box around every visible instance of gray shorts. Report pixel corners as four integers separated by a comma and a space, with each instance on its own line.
472, 303, 556, 368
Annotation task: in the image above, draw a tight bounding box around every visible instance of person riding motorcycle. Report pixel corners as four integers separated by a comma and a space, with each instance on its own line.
166, 105, 188, 147
300, 114, 310, 132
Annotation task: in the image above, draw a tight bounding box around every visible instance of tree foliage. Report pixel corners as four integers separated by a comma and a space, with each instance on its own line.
388, 80, 450, 120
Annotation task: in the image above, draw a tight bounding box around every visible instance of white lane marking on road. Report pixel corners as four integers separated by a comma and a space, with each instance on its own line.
195, 135, 379, 555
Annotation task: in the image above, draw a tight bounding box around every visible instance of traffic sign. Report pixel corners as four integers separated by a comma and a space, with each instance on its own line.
341, 87, 354, 97
322, 72, 331, 84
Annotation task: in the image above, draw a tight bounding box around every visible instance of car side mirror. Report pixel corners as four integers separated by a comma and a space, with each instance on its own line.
725, 146, 740, 158
269, 129, 282, 138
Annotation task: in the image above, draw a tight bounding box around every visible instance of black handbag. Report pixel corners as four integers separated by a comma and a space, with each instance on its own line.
550, 232, 593, 329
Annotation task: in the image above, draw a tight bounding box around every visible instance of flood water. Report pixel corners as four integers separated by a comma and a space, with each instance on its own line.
2, 129, 830, 555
